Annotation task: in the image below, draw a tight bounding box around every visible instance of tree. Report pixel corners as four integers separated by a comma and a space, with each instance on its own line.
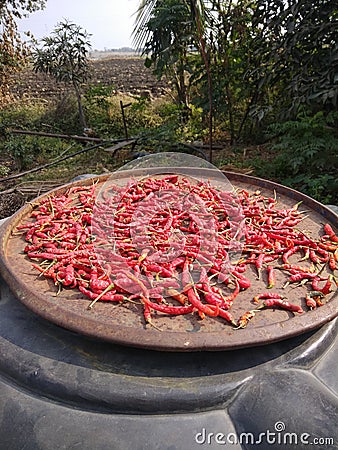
134, 0, 337, 150
192, 0, 260, 144
0, 0, 45, 103
32, 20, 92, 130
133, 0, 215, 158
133, 0, 196, 112
250, 0, 338, 117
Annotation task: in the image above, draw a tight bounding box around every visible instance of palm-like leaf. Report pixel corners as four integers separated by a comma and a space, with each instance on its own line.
132, 0, 158, 51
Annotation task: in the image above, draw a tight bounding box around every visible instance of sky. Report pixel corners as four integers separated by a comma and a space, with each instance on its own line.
17, 0, 141, 50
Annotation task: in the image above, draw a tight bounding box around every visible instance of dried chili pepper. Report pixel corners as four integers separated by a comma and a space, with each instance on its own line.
266, 266, 275, 289
19, 175, 337, 330
253, 292, 285, 304
262, 298, 304, 314
328, 254, 336, 272
235, 310, 259, 329
323, 224, 338, 243
141, 295, 194, 315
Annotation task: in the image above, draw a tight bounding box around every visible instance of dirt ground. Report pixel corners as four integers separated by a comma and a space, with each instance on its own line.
9, 56, 170, 101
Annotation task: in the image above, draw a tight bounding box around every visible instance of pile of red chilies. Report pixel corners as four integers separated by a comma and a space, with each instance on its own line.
17, 175, 337, 329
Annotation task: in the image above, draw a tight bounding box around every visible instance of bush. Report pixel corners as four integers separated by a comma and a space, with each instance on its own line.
40, 95, 83, 134
3, 136, 70, 170
254, 112, 338, 204
0, 99, 48, 133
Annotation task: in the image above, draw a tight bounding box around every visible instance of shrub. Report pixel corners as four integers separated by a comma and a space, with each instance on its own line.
254, 112, 338, 203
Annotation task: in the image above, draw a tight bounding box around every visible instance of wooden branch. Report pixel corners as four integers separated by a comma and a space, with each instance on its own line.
0, 181, 63, 196
0, 141, 109, 183
9, 128, 103, 143
103, 140, 137, 152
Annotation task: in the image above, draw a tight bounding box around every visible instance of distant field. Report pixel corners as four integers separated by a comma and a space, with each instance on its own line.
89, 50, 140, 60
10, 55, 170, 101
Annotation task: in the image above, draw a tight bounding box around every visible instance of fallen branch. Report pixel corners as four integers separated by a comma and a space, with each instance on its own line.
9, 128, 103, 143
0, 181, 64, 196
0, 141, 112, 183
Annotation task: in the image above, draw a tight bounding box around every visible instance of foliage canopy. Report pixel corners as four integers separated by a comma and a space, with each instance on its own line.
32, 20, 92, 129
0, 0, 45, 102
133, 0, 338, 142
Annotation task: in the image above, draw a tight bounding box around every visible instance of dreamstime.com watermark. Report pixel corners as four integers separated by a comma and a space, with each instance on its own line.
194, 421, 335, 446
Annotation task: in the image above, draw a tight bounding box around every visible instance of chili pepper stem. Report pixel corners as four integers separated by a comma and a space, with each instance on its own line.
55, 282, 62, 296
122, 297, 140, 305
254, 304, 266, 311
317, 263, 326, 277
87, 283, 115, 310
292, 279, 311, 288
309, 290, 325, 299
145, 318, 162, 331
38, 259, 57, 276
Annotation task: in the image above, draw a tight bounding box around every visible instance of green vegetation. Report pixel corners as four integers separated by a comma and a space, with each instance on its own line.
1, 90, 336, 204
0, 0, 45, 102
0, 0, 337, 207
32, 20, 92, 130
258, 113, 338, 204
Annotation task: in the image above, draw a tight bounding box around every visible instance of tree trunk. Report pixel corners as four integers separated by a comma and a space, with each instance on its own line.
73, 81, 88, 131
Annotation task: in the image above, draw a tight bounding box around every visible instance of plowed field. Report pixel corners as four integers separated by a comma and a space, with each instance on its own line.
10, 56, 170, 101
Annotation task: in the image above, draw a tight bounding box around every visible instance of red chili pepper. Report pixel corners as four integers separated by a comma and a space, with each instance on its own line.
309, 249, 321, 265
217, 308, 237, 326
79, 285, 124, 304
143, 263, 174, 278
17, 221, 36, 230
187, 287, 219, 318
90, 278, 112, 292
219, 280, 240, 309
321, 276, 333, 295
263, 298, 304, 314
112, 276, 138, 293
142, 301, 153, 326
288, 272, 317, 283
329, 254, 336, 271
166, 289, 188, 305
305, 294, 317, 310
201, 283, 224, 306
323, 224, 338, 242
57, 264, 77, 287
235, 310, 258, 329
232, 271, 251, 290
311, 276, 333, 295
319, 242, 337, 252
21, 176, 331, 331
266, 266, 275, 289
208, 267, 231, 284
253, 292, 285, 304
141, 295, 194, 315
31, 263, 58, 283
311, 277, 321, 292
263, 254, 279, 264
282, 264, 316, 274
282, 246, 301, 264
255, 253, 265, 279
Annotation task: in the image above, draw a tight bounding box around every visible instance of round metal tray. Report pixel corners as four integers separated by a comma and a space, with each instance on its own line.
0, 168, 337, 351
